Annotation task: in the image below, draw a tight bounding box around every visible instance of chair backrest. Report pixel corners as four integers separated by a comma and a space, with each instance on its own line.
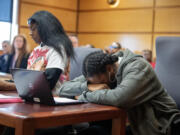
69, 47, 101, 80
155, 36, 180, 109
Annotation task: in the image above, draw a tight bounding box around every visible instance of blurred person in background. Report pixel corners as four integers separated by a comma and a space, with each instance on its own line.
142, 49, 155, 69
84, 44, 95, 48
0, 41, 11, 72
1, 40, 11, 55
69, 34, 79, 48
104, 42, 122, 54
6, 35, 29, 73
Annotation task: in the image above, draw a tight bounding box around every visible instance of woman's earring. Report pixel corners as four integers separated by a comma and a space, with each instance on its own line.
108, 72, 116, 83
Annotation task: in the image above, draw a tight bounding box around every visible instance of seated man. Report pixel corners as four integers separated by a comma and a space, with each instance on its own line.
0, 40, 11, 72
59, 49, 180, 135
142, 49, 156, 69
68, 34, 79, 48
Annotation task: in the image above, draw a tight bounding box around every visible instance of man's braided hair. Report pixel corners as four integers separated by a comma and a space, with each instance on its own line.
82, 51, 118, 77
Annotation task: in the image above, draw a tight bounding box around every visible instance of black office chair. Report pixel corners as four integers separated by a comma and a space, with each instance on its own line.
69, 47, 101, 80
155, 36, 180, 109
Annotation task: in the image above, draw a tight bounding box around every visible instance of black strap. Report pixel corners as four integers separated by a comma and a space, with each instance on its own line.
45, 68, 62, 89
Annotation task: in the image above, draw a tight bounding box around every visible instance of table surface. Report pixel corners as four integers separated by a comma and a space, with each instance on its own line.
0, 91, 126, 135
0, 72, 11, 79
0, 101, 122, 120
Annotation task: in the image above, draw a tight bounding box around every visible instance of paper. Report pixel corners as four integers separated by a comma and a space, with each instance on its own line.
54, 97, 80, 103
0, 94, 23, 103
0, 94, 19, 99
0, 73, 7, 76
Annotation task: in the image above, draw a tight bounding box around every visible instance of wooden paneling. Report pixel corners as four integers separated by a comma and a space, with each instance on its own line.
19, 0, 78, 51
19, 28, 38, 52
22, 0, 77, 10
155, 8, 180, 32
156, 0, 180, 7
78, 0, 153, 53
79, 34, 152, 52
20, 3, 77, 32
78, 9, 153, 32
78, 0, 180, 56
18, 0, 180, 55
79, 0, 153, 10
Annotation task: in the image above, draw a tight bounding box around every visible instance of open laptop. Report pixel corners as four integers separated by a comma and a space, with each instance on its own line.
11, 68, 84, 106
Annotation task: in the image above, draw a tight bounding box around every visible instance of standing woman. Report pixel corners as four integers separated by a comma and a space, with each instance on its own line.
6, 35, 29, 73
27, 10, 74, 92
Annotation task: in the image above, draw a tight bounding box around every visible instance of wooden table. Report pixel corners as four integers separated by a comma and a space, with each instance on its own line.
0, 72, 12, 79
0, 74, 16, 91
0, 92, 126, 135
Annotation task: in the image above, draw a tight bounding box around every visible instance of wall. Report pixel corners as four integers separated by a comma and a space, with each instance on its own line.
78, 0, 180, 57
18, 0, 78, 51
18, 0, 180, 57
